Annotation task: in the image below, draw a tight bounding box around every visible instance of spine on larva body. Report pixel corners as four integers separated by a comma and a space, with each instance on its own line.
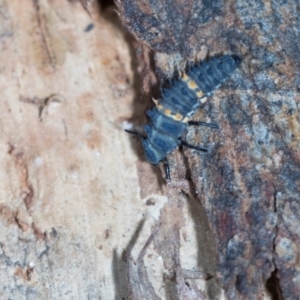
141, 55, 241, 165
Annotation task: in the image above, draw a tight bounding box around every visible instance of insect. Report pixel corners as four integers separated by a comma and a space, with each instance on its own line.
126, 55, 241, 179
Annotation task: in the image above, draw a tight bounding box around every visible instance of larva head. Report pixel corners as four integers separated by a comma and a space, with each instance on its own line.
125, 129, 163, 165
141, 138, 162, 165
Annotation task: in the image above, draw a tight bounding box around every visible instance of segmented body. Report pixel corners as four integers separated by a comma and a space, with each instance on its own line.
141, 55, 241, 165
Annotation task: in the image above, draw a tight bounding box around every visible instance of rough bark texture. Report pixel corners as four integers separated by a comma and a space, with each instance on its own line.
1, 0, 299, 299
116, 0, 300, 299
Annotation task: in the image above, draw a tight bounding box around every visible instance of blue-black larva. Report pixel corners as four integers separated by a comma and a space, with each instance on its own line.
126, 55, 241, 179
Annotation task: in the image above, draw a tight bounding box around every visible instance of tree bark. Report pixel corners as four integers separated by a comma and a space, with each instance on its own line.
1, 0, 300, 299
116, 0, 300, 299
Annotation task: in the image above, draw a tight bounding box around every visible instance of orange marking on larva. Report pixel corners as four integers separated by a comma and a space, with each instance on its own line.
188, 80, 198, 90
196, 90, 204, 98
173, 114, 183, 121
182, 72, 189, 82
164, 109, 172, 116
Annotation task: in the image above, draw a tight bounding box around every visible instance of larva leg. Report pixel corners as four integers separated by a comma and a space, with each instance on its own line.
179, 140, 208, 152
162, 157, 170, 180
187, 121, 219, 129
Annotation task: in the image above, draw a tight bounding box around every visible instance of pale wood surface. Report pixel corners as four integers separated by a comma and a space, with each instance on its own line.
0, 1, 152, 299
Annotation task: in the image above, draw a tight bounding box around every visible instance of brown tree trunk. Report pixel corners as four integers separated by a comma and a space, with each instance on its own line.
116, 0, 300, 299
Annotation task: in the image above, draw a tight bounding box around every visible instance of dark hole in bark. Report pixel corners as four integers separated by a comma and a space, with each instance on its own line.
99, 0, 115, 10
265, 269, 283, 300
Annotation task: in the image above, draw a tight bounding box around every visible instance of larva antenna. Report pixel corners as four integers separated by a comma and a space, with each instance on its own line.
162, 157, 170, 180
125, 129, 146, 140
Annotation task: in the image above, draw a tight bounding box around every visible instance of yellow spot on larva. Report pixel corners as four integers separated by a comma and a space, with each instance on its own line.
182, 72, 189, 82
188, 80, 198, 90
156, 103, 187, 122
173, 114, 183, 121
164, 109, 172, 116
196, 90, 204, 98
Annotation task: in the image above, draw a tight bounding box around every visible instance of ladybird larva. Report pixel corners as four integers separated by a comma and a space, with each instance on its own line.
126, 55, 241, 179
